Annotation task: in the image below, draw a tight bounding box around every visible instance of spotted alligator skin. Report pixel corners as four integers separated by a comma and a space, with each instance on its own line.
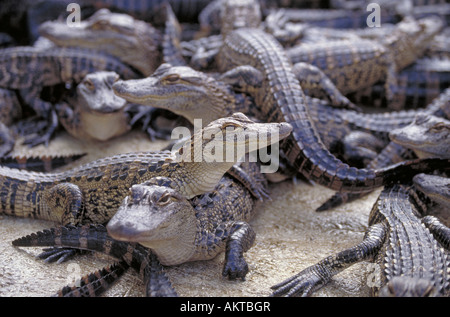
0, 154, 85, 173
271, 183, 450, 297
0, 47, 139, 90
38, 8, 163, 76
348, 57, 450, 110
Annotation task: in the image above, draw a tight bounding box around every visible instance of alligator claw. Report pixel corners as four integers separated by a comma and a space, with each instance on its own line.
37, 247, 88, 264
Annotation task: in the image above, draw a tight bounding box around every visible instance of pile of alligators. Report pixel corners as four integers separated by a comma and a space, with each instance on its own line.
0, 0, 449, 297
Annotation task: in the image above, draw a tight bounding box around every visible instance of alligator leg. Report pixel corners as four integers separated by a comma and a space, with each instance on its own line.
291, 62, 358, 110
227, 164, 270, 201
271, 222, 387, 297
43, 183, 85, 225
143, 251, 178, 297
422, 216, 450, 250
18, 87, 60, 147
37, 247, 88, 264
219, 65, 263, 93
222, 221, 256, 281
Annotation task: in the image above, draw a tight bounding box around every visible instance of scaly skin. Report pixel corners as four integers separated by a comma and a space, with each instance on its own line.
38, 9, 162, 76
56, 71, 131, 141
271, 183, 450, 297
285, 16, 443, 109
0, 46, 139, 146
113, 63, 430, 167
348, 56, 450, 110
413, 173, 450, 208
13, 161, 268, 295
0, 88, 22, 156
0, 154, 86, 173
114, 60, 449, 194
317, 87, 450, 211
107, 161, 264, 272
13, 224, 177, 297
390, 113, 450, 159
0, 113, 291, 225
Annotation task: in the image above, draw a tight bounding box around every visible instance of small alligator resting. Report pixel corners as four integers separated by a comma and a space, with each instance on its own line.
0, 46, 139, 146
107, 161, 265, 278
13, 161, 267, 296
38, 8, 162, 76
0, 113, 290, 225
12, 224, 177, 297
271, 180, 450, 297
56, 71, 131, 142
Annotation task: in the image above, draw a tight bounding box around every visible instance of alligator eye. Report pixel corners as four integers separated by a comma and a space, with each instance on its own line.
221, 122, 242, 130
157, 193, 175, 205
83, 79, 95, 91
429, 122, 449, 132
163, 74, 180, 83
92, 19, 110, 30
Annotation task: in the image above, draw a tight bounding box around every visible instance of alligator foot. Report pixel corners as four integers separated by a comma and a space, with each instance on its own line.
37, 247, 89, 264
16, 109, 59, 147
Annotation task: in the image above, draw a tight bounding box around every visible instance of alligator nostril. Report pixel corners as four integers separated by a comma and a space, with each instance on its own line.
125, 221, 134, 228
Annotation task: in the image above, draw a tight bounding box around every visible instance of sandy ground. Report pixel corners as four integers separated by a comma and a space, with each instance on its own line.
0, 130, 380, 297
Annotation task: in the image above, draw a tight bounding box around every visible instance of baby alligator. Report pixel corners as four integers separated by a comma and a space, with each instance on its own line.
0, 113, 291, 225
271, 180, 450, 297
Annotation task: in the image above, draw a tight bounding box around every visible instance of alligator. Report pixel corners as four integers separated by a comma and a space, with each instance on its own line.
390, 113, 450, 159
317, 88, 450, 211
38, 8, 162, 76
182, 1, 443, 110
271, 181, 450, 297
0, 46, 140, 146
113, 62, 450, 193
0, 113, 291, 225
285, 16, 443, 109
12, 160, 267, 296
348, 56, 450, 110
55, 71, 131, 142
413, 173, 450, 213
